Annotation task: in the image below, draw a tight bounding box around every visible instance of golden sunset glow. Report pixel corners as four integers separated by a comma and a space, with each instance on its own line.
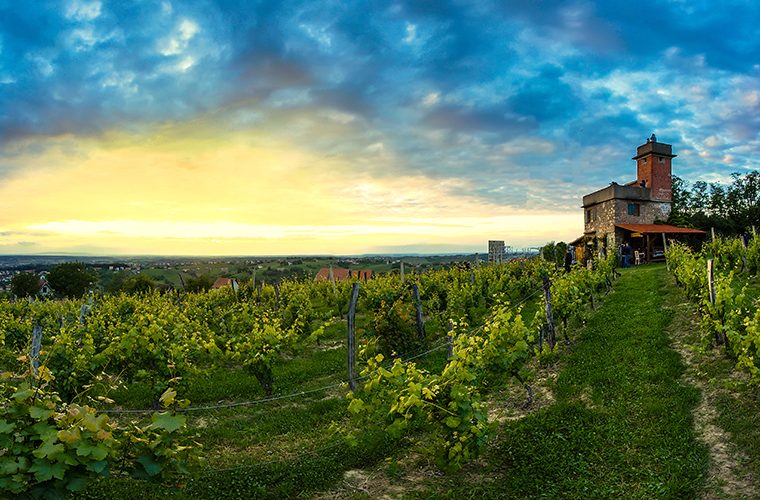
0, 127, 578, 255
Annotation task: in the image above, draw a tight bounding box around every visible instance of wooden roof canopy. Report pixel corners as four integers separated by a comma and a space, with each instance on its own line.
615, 223, 705, 234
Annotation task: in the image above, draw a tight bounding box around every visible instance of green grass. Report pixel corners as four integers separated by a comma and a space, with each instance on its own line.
664, 267, 760, 493
415, 264, 710, 498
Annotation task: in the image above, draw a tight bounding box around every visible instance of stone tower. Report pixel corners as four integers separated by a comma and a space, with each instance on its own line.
632, 133, 675, 202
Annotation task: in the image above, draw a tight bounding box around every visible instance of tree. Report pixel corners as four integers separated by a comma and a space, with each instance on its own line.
185, 275, 213, 293
47, 262, 97, 298
122, 274, 156, 294
10, 272, 40, 298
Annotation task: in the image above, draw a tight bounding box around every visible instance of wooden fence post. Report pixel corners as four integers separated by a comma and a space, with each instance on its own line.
274, 282, 281, 310
447, 320, 454, 360
31, 324, 42, 378
412, 283, 426, 340
400, 261, 405, 285
707, 259, 722, 345
753, 225, 757, 237
741, 235, 748, 272
329, 266, 337, 295
347, 282, 360, 391
470, 269, 475, 285
711, 227, 716, 241
542, 275, 556, 349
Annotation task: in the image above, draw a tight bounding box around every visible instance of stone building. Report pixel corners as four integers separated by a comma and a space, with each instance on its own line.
581, 135, 703, 260
488, 240, 505, 264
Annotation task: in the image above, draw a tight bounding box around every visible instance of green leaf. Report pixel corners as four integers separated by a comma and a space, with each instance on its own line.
29, 460, 67, 482
136, 454, 163, 476
11, 388, 34, 402
0, 419, 15, 434
86, 460, 109, 475
33, 439, 64, 459
445, 416, 462, 428
29, 405, 54, 421
158, 388, 177, 408
347, 398, 365, 414
150, 412, 185, 433
66, 476, 88, 492
75, 441, 109, 461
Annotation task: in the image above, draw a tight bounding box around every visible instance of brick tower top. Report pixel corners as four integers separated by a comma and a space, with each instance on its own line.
632, 133, 675, 202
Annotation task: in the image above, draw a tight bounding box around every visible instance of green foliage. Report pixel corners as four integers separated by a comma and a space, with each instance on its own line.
372, 298, 420, 357
47, 262, 97, 299
0, 369, 118, 497
667, 237, 760, 383
185, 274, 213, 293
11, 272, 41, 298
669, 171, 760, 235
121, 274, 156, 294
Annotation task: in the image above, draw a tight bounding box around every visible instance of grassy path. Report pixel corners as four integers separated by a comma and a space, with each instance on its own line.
419, 264, 710, 498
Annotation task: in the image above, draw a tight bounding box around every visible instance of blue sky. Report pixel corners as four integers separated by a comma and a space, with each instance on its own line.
0, 0, 758, 255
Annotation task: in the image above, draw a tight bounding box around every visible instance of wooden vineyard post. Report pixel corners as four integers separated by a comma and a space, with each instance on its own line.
31, 324, 42, 379
753, 225, 757, 237
329, 266, 337, 295
707, 259, 716, 305
447, 320, 454, 360
400, 261, 405, 285
274, 282, 281, 310
347, 282, 360, 391
711, 227, 716, 241
542, 275, 556, 349
707, 259, 722, 345
412, 283, 426, 340
590, 288, 596, 311
662, 232, 669, 270
741, 236, 748, 273
470, 269, 475, 285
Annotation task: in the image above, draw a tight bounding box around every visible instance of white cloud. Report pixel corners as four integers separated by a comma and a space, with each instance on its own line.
422, 92, 440, 107
64, 0, 102, 21
403, 23, 417, 44
159, 18, 200, 56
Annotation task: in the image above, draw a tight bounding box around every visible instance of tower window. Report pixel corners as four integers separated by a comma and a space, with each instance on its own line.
627, 203, 640, 216
586, 209, 592, 223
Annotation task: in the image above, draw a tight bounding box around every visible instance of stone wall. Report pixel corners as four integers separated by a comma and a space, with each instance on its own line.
584, 199, 671, 248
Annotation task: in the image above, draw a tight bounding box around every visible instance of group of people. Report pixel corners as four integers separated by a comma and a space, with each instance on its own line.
619, 241, 633, 268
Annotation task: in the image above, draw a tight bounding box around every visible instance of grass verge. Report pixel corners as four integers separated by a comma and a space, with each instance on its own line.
413, 264, 709, 498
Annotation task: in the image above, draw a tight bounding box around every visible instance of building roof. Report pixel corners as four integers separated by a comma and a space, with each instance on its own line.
615, 223, 706, 234
212, 277, 236, 289
314, 267, 374, 281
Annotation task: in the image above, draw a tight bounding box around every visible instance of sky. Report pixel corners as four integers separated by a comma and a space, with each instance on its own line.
1, 0, 759, 256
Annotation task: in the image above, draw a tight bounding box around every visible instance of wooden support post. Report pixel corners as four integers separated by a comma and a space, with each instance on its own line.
707, 259, 716, 305
347, 282, 360, 391
662, 232, 669, 270
707, 259, 723, 346
31, 324, 42, 378
447, 320, 454, 360
412, 283, 426, 340
542, 275, 556, 349
274, 282, 281, 309
400, 261, 405, 285
252, 270, 256, 290
711, 227, 716, 241
590, 288, 596, 311
470, 269, 475, 285
741, 236, 748, 273
753, 225, 757, 237
329, 266, 336, 295
79, 303, 89, 325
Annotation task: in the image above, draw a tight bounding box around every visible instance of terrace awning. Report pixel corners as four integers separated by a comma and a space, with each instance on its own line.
615, 223, 705, 235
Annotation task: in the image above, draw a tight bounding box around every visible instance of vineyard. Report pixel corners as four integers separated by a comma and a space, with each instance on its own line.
666, 234, 760, 381
0, 253, 617, 498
